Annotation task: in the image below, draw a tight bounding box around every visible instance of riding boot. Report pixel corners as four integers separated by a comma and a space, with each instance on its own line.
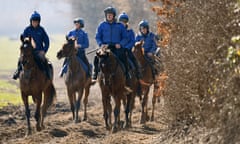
92, 55, 99, 80
12, 60, 22, 80
145, 55, 156, 79
132, 57, 143, 79
59, 58, 68, 77
43, 60, 51, 80
47, 62, 53, 80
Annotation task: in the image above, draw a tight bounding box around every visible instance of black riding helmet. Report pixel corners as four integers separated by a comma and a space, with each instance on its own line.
104, 6, 117, 18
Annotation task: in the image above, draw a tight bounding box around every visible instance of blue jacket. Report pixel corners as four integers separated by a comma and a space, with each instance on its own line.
67, 29, 89, 52
124, 29, 135, 50
95, 21, 128, 47
135, 32, 157, 53
22, 25, 49, 53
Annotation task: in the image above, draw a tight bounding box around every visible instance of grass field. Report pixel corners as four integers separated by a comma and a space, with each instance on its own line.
0, 35, 65, 108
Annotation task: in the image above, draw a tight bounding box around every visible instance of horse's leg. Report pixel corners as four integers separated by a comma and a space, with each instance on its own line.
75, 89, 83, 123
21, 92, 31, 136
124, 94, 131, 128
34, 93, 42, 131
140, 87, 150, 124
67, 90, 75, 121
101, 90, 111, 130
41, 94, 47, 129
107, 95, 112, 130
83, 85, 90, 121
112, 95, 121, 133
151, 95, 157, 121
41, 83, 56, 129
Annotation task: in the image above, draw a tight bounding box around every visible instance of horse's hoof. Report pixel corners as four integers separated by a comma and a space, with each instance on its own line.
106, 125, 111, 131
140, 118, 146, 124
36, 126, 41, 131
125, 123, 131, 129
112, 126, 118, 133
146, 115, 150, 121
83, 117, 87, 121
74, 119, 80, 123
25, 130, 32, 137
150, 117, 154, 122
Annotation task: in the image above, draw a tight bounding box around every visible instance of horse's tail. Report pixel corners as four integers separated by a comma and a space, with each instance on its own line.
45, 83, 56, 109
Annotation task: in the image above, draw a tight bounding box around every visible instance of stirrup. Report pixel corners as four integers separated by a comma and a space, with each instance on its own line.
139, 79, 151, 86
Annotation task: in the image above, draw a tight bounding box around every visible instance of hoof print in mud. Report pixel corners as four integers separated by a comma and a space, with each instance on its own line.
49, 128, 68, 137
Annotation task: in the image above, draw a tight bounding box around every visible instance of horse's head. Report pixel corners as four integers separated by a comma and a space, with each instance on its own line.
20, 35, 35, 66
132, 40, 145, 57
96, 46, 116, 73
96, 45, 111, 59
57, 37, 77, 59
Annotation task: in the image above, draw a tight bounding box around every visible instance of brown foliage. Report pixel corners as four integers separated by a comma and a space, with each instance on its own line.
150, 0, 240, 143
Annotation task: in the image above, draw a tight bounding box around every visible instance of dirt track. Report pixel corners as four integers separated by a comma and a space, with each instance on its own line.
0, 73, 168, 144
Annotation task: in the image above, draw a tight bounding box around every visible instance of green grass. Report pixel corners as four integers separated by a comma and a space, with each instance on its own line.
0, 93, 22, 108
0, 80, 21, 108
0, 35, 65, 108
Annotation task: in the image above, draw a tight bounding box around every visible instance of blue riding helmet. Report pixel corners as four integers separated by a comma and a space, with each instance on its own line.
73, 17, 84, 28
118, 12, 129, 22
104, 6, 117, 17
30, 11, 41, 22
138, 20, 149, 30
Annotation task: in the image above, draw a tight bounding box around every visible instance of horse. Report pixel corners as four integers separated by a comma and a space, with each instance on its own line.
19, 36, 56, 136
96, 46, 132, 132
132, 40, 156, 124
57, 38, 94, 123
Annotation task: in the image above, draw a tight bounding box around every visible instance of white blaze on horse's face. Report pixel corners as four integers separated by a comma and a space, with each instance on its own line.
23, 44, 28, 48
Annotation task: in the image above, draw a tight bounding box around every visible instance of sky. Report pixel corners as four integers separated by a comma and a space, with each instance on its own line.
0, 0, 73, 37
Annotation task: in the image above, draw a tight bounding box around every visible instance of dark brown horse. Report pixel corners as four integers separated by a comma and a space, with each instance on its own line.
57, 38, 94, 123
132, 40, 155, 124
19, 36, 56, 136
96, 46, 132, 132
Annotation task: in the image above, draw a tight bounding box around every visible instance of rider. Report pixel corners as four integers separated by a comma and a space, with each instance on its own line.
118, 12, 143, 80
59, 17, 91, 77
135, 20, 158, 79
12, 11, 51, 80
92, 6, 128, 80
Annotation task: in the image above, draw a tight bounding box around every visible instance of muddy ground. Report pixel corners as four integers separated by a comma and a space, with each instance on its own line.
0, 70, 170, 144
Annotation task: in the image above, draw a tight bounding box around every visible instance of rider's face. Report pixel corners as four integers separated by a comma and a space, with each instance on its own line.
140, 27, 148, 34
31, 20, 39, 28
75, 22, 81, 29
106, 13, 114, 22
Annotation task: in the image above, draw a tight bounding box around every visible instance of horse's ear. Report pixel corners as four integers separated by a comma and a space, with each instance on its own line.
20, 34, 24, 42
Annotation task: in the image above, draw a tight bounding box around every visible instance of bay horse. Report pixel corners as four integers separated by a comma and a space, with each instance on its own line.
96, 46, 132, 132
57, 38, 94, 123
132, 40, 157, 124
19, 36, 56, 136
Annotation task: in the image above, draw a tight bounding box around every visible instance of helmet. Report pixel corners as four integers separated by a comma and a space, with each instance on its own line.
73, 17, 84, 28
138, 20, 149, 30
30, 11, 41, 22
118, 12, 129, 22
104, 6, 117, 17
